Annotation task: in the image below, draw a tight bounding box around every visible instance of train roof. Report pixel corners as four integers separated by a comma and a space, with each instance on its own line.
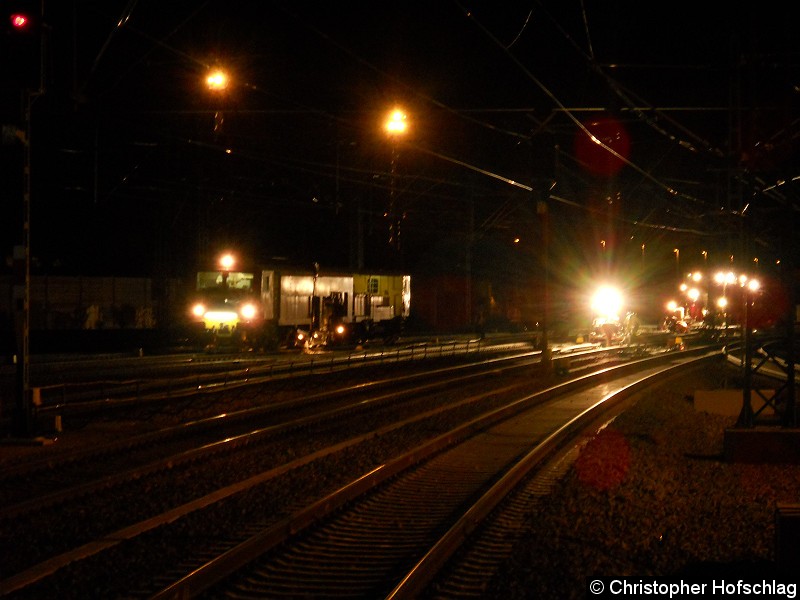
259, 264, 409, 278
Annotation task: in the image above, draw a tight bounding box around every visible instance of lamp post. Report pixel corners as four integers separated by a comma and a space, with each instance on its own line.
538, 193, 551, 366
673, 248, 680, 279
13, 92, 35, 437
384, 108, 408, 252
701, 252, 709, 311
738, 277, 760, 428
196, 68, 232, 265
713, 271, 736, 331
205, 67, 229, 138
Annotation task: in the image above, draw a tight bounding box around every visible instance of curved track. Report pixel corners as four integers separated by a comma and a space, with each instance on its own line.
0, 344, 720, 598
152, 349, 720, 600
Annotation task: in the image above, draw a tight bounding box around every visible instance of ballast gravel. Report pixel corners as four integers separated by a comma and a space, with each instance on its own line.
484, 362, 800, 599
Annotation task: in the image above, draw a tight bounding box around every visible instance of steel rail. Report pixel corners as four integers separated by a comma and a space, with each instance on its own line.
386, 352, 718, 598
0, 347, 551, 505
149, 347, 720, 599
33, 337, 533, 413
0, 353, 560, 595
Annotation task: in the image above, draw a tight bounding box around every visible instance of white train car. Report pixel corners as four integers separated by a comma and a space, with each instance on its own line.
260, 267, 410, 347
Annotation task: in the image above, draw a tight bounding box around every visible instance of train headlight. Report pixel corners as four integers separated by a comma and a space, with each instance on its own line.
335, 324, 346, 335
240, 303, 257, 320
191, 303, 206, 318
591, 285, 623, 321
296, 331, 305, 341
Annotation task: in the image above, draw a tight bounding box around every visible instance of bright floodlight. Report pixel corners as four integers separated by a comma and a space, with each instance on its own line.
714, 271, 736, 285
206, 69, 229, 91
687, 288, 700, 302
747, 279, 760, 292
591, 285, 623, 320
385, 109, 408, 135
219, 253, 235, 270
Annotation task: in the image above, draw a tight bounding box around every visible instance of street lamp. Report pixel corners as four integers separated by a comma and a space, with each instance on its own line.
714, 271, 736, 287
219, 253, 235, 271
197, 69, 235, 263
205, 68, 229, 92
384, 108, 408, 251
204, 67, 231, 137
384, 108, 408, 135
217, 252, 235, 288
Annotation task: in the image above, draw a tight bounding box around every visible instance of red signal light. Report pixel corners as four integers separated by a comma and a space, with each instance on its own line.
10, 13, 30, 29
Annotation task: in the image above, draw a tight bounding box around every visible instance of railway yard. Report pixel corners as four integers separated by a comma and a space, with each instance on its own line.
1, 335, 798, 598
2, 4, 796, 597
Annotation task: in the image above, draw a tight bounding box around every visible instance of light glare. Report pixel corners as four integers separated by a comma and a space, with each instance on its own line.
205, 310, 238, 324
206, 70, 228, 91
591, 285, 623, 320
11, 13, 29, 28
240, 303, 257, 319
385, 109, 408, 135
219, 253, 235, 270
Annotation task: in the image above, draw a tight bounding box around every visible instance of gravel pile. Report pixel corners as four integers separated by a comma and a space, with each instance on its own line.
485, 361, 800, 599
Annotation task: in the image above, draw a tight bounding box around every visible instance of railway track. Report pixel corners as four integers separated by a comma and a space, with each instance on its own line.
29, 336, 537, 417
0, 349, 549, 511
153, 349, 719, 600
0, 344, 720, 598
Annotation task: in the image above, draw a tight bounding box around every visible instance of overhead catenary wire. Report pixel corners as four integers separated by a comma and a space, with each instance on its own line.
455, 0, 724, 217
69, 2, 791, 250
83, 0, 723, 234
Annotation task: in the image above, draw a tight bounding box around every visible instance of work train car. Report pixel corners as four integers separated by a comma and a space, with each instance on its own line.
189, 261, 410, 351
261, 267, 411, 348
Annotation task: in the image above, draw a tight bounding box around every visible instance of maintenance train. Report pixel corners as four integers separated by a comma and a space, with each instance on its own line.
188, 257, 410, 351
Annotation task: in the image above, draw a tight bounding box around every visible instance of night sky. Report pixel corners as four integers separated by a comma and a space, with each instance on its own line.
2, 1, 797, 300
